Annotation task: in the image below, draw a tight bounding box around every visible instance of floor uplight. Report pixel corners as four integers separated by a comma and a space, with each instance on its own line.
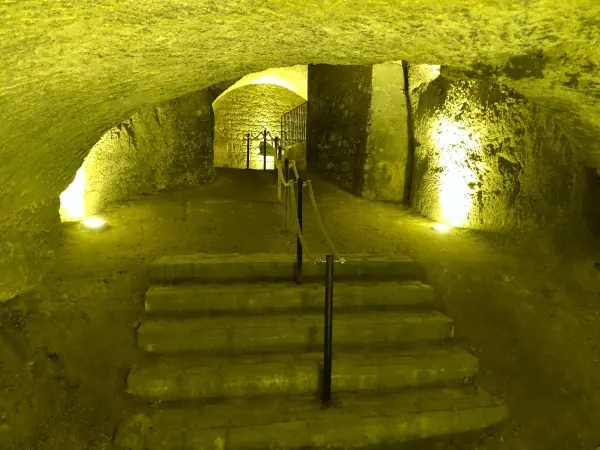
432, 223, 452, 232
82, 217, 106, 229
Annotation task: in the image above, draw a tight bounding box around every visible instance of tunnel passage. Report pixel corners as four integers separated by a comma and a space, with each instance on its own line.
211, 65, 308, 171
1, 0, 600, 303
212, 84, 306, 170
59, 90, 217, 221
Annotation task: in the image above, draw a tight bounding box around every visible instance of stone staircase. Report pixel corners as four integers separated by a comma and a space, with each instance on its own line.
115, 254, 508, 450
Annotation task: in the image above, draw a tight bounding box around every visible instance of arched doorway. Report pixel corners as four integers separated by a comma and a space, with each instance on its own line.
212, 83, 306, 170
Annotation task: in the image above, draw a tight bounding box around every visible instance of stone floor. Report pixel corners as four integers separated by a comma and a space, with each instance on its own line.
2, 168, 600, 449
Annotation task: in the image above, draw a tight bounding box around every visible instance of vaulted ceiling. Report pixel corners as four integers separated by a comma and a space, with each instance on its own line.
1, 0, 598, 218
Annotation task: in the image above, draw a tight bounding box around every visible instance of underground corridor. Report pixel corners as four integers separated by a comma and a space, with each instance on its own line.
2, 2, 600, 450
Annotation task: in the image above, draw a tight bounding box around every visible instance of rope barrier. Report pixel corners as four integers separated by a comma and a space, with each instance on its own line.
275, 158, 345, 264
306, 180, 344, 263
288, 178, 313, 259
275, 159, 294, 203
290, 161, 300, 180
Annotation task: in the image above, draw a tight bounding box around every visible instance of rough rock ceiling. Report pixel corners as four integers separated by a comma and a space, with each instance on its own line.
0, 0, 598, 217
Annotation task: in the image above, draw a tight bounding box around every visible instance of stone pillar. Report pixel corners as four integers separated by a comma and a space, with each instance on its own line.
363, 62, 410, 202
307, 64, 372, 195
307, 63, 412, 201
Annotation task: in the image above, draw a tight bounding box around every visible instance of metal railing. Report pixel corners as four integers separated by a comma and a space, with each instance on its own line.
280, 102, 307, 148
275, 154, 345, 405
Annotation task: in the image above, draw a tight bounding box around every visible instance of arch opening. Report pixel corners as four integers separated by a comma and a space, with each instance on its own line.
212, 82, 306, 171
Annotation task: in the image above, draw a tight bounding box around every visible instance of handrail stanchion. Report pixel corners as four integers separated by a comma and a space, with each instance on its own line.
274, 137, 280, 183
246, 133, 250, 169
284, 158, 290, 231
323, 254, 335, 405
263, 129, 268, 171
296, 178, 304, 284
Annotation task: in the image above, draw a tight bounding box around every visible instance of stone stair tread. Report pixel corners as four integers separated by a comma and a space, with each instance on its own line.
115, 387, 508, 450
137, 310, 454, 354
137, 341, 468, 366
145, 281, 435, 314
127, 346, 479, 401
140, 309, 451, 330
152, 253, 415, 264
149, 253, 425, 283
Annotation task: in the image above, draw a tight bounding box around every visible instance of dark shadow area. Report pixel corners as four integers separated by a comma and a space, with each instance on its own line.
583, 167, 600, 238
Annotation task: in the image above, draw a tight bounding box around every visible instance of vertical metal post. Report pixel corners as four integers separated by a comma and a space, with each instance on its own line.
274, 136, 280, 183
246, 133, 250, 170
296, 178, 303, 284
323, 254, 334, 405
263, 129, 268, 171
284, 157, 290, 231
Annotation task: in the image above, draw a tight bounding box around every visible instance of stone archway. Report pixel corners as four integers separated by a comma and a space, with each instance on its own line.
212, 83, 306, 170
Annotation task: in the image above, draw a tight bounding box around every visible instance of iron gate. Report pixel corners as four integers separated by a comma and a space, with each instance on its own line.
244, 129, 281, 171
215, 130, 281, 171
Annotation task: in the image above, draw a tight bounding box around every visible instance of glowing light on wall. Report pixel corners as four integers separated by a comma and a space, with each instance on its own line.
433, 118, 480, 227
59, 169, 86, 222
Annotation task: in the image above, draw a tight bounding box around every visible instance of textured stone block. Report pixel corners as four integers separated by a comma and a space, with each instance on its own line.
144, 281, 434, 314
0, 198, 60, 303
228, 421, 311, 450
115, 387, 507, 450
127, 347, 475, 401
137, 310, 453, 354
149, 253, 425, 283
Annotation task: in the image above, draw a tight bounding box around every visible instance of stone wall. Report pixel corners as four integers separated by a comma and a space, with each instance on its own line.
307, 65, 372, 195
411, 75, 587, 232
582, 168, 600, 237
213, 84, 306, 170
61, 89, 216, 219
285, 141, 307, 170
363, 62, 410, 202
0, 199, 60, 303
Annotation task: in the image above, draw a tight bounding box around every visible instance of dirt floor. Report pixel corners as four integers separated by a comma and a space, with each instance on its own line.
1, 168, 600, 449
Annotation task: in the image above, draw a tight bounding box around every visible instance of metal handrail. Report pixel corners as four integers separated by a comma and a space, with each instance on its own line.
323, 254, 334, 404
275, 157, 346, 406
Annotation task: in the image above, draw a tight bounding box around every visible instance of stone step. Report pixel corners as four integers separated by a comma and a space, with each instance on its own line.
127, 346, 478, 401
137, 310, 454, 354
149, 253, 425, 283
145, 281, 435, 314
114, 387, 508, 450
